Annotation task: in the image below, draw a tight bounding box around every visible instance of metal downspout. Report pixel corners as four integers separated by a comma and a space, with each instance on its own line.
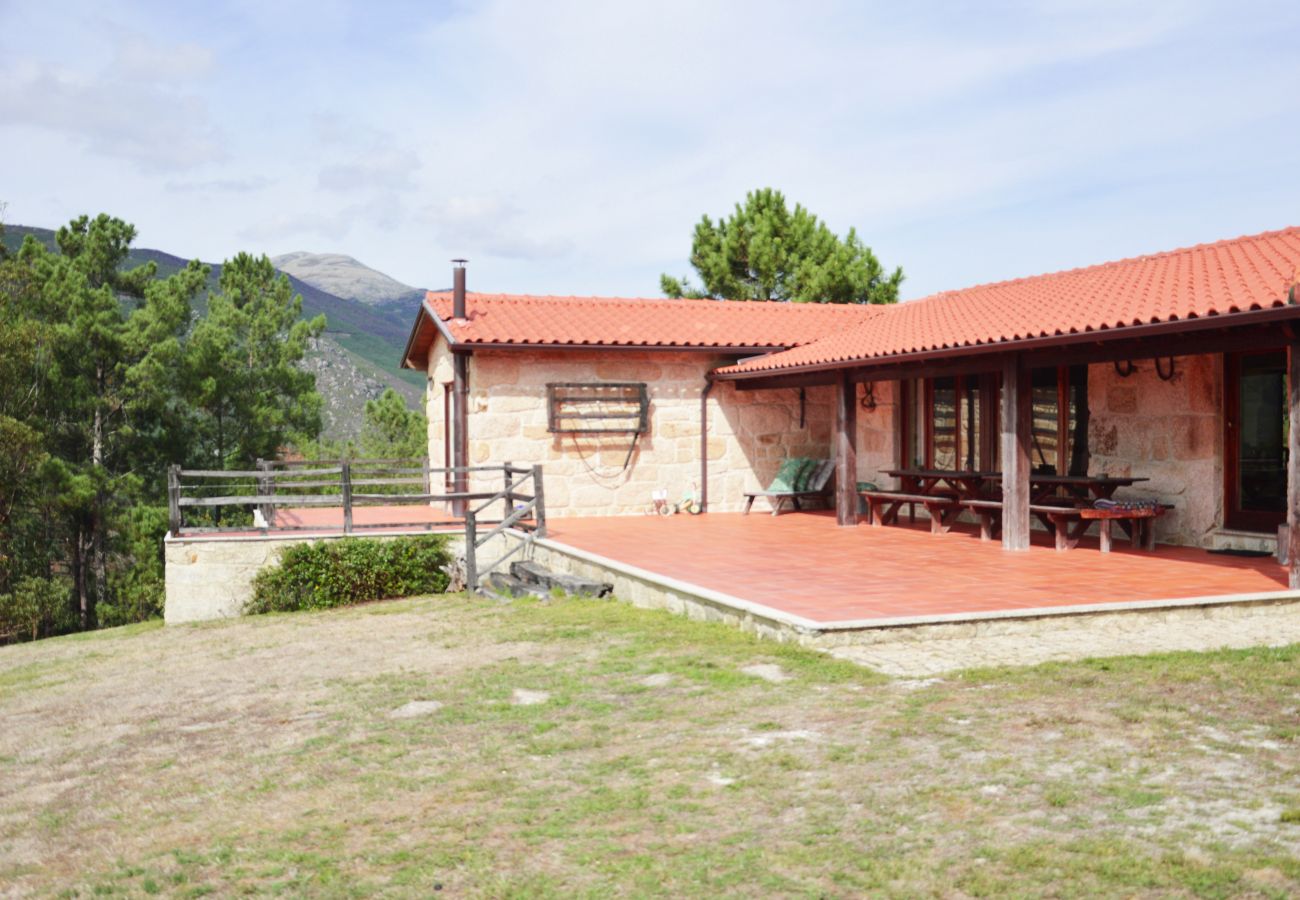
700, 375, 715, 512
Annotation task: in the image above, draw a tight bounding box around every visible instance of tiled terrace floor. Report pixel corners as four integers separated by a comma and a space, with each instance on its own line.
546, 511, 1291, 624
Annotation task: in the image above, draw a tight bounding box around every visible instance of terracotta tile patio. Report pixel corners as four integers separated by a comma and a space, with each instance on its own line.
546, 511, 1291, 624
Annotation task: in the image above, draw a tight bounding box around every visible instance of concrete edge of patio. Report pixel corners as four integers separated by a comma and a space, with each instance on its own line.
520, 531, 1300, 675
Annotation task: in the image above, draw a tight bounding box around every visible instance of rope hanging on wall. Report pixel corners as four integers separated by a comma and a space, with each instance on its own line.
1155, 357, 1176, 381
1114, 360, 1136, 378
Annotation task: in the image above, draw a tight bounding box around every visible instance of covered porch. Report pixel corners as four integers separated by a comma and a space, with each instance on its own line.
714, 304, 1300, 587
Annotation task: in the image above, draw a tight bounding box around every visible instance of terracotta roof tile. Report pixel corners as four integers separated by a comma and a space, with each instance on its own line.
717, 226, 1300, 376
421, 292, 883, 350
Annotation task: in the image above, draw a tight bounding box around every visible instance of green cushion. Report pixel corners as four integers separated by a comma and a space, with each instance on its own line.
768, 458, 811, 493
794, 458, 825, 492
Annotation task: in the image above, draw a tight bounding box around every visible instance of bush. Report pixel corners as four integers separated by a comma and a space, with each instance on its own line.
247, 536, 452, 614
0, 576, 74, 643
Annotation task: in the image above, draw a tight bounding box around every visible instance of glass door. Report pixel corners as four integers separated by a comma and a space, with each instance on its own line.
1225, 351, 1287, 532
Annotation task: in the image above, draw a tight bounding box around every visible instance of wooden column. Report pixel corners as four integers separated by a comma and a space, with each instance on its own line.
1288, 342, 1300, 588
1001, 354, 1031, 550
835, 371, 858, 526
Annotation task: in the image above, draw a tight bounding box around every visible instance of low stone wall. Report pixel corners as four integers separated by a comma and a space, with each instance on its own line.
164, 532, 465, 624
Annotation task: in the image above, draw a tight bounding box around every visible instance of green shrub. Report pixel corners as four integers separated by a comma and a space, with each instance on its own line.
0, 576, 74, 643
101, 506, 169, 627
247, 536, 452, 614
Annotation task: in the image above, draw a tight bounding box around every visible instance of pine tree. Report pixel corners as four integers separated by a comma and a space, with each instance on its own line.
185, 253, 326, 471
661, 188, 903, 304
359, 389, 426, 460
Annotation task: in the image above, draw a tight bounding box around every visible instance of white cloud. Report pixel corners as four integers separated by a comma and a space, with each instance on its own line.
421, 195, 574, 262
0, 31, 223, 171
165, 176, 271, 193
318, 149, 420, 193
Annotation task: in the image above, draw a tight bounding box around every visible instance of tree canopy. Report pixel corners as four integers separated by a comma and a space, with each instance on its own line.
0, 214, 328, 640
660, 188, 903, 304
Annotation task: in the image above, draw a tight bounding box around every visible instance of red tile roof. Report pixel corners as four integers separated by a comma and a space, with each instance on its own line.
403, 291, 884, 364
716, 226, 1300, 377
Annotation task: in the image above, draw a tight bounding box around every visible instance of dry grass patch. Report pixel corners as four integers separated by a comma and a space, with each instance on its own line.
0, 593, 1297, 897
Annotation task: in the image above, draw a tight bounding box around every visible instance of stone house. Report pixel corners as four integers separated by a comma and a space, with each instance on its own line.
400, 272, 882, 516
402, 227, 1300, 561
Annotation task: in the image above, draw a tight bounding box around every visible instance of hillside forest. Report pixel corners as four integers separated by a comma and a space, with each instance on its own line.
0, 214, 426, 642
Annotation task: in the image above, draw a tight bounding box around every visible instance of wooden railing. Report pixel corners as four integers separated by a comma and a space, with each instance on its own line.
166, 458, 542, 537
464, 464, 547, 592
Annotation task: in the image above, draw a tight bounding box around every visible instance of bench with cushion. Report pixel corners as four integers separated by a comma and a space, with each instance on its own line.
743, 458, 836, 516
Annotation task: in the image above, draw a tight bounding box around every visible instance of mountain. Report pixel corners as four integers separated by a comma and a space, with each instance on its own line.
2, 224, 425, 441
271, 251, 425, 307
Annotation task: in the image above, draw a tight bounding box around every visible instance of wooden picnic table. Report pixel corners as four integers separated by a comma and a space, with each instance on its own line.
1008, 473, 1151, 505
882, 468, 999, 500
878, 469, 1158, 547
870, 469, 999, 528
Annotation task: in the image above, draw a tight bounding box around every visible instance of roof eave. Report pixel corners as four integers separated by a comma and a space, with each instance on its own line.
713, 303, 1300, 381
400, 297, 461, 369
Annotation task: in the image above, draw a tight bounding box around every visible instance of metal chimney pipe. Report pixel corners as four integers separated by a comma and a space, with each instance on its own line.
452, 259, 467, 319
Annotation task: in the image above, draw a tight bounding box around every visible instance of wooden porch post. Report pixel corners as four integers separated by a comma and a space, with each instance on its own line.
835, 371, 858, 526
1288, 342, 1300, 588
1001, 354, 1031, 550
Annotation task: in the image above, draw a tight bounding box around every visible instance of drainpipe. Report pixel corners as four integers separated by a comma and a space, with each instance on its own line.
452, 260, 470, 517
699, 374, 715, 512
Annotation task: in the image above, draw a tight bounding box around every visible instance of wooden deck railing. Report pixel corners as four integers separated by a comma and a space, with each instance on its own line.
463, 464, 547, 593
166, 458, 543, 538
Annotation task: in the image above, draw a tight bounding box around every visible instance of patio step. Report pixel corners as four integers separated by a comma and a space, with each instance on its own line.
511, 561, 613, 598
484, 571, 548, 600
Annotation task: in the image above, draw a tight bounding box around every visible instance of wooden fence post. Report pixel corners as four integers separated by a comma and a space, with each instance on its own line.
503, 462, 514, 522
255, 459, 270, 529
532, 464, 547, 538
341, 461, 353, 534
167, 464, 182, 535
464, 510, 478, 592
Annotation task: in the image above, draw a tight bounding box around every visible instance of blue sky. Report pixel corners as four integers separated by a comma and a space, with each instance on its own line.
2, 0, 1298, 301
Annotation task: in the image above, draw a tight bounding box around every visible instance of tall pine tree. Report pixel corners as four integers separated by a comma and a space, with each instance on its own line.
185, 253, 326, 470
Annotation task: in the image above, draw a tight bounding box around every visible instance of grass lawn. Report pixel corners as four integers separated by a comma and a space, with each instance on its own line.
1, 593, 1298, 897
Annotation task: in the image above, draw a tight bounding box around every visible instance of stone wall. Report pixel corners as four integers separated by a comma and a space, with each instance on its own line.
1086, 353, 1222, 546
855, 379, 900, 488
427, 348, 835, 516
164, 533, 466, 624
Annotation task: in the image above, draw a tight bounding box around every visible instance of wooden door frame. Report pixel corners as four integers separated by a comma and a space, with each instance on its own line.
1224, 348, 1288, 533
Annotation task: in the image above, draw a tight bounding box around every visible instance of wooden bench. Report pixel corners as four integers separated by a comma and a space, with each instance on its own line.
1080, 505, 1170, 552
961, 498, 1003, 541
860, 490, 960, 534
960, 498, 1172, 551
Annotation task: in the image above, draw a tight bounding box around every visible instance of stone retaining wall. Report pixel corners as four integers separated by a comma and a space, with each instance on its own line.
164, 533, 465, 624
